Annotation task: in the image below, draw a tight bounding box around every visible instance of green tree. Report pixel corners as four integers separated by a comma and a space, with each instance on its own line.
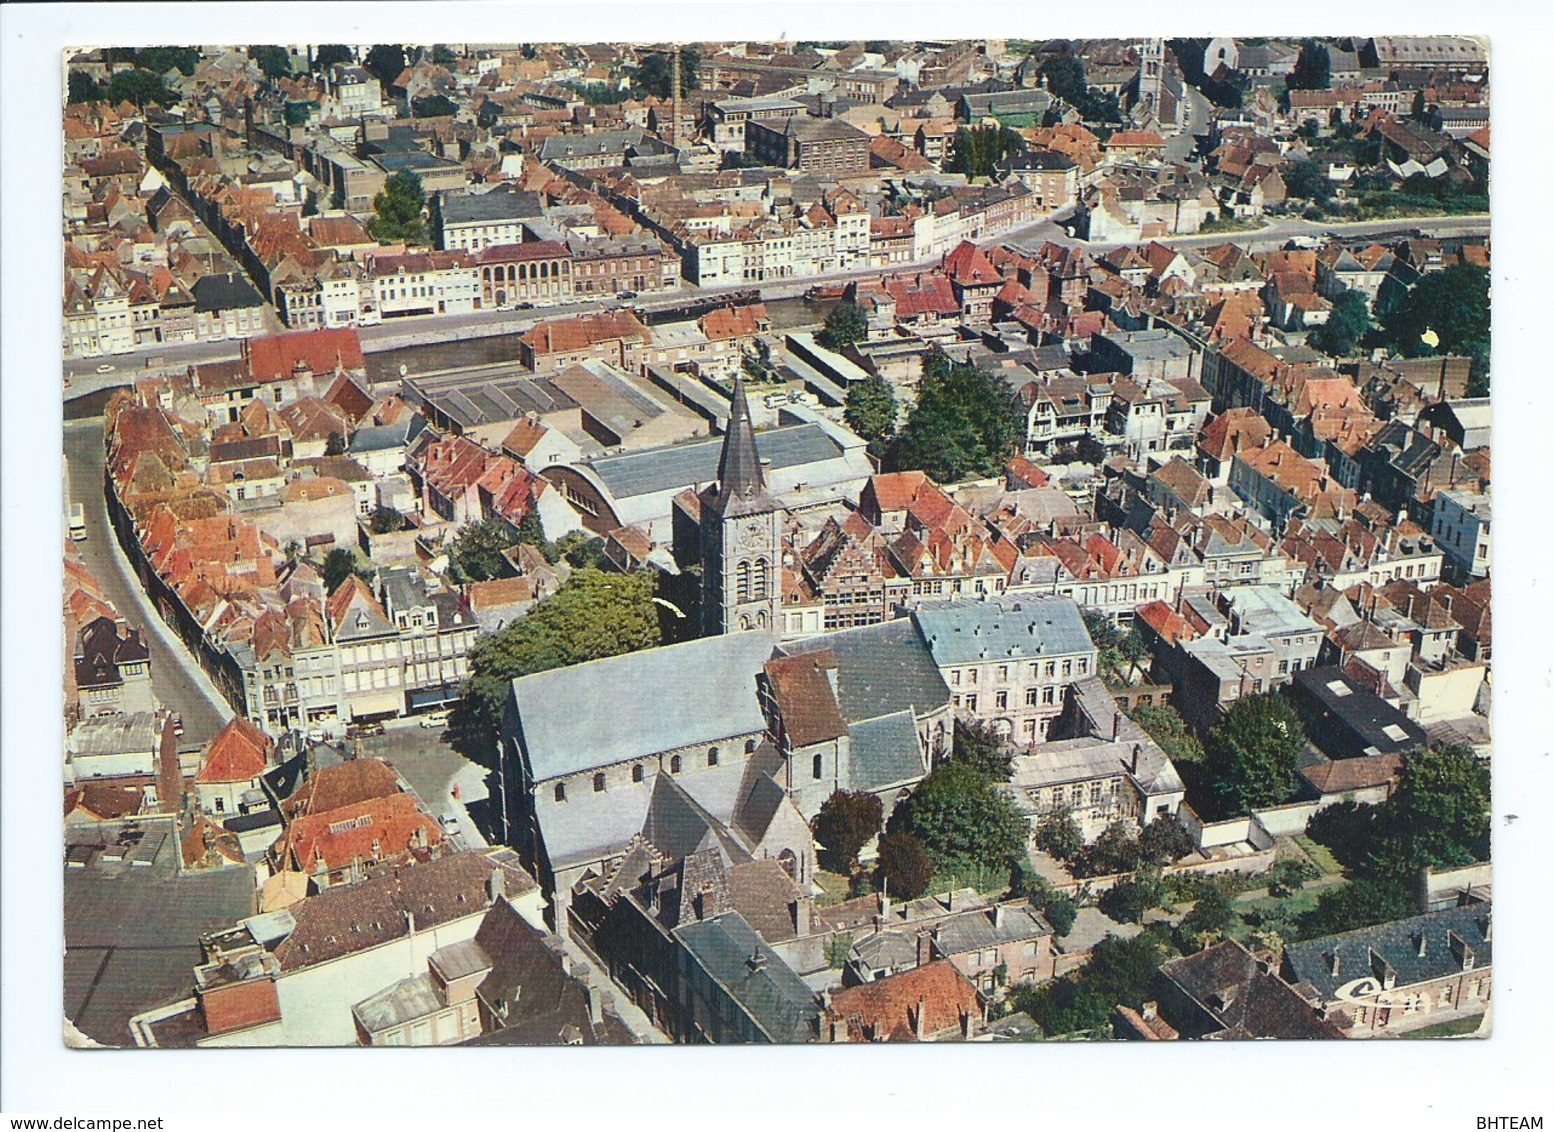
1098, 866, 1166, 924
948, 124, 1024, 178
1176, 878, 1237, 950
887, 350, 1026, 483
514, 510, 559, 563
1300, 876, 1414, 937
1377, 742, 1490, 876
68, 71, 103, 103
1138, 816, 1195, 866
367, 170, 426, 245
431, 44, 460, 67
1076, 819, 1144, 878
952, 717, 1013, 781
363, 44, 408, 89
368, 505, 407, 534
1131, 704, 1205, 765
105, 68, 175, 107
133, 47, 201, 76
1309, 289, 1372, 357
321, 547, 364, 593
1282, 158, 1332, 203
813, 790, 885, 875
1204, 693, 1307, 813
1380, 262, 1490, 365
891, 760, 1028, 873
448, 518, 518, 583
634, 47, 701, 99
1024, 877, 1078, 937
875, 830, 934, 899
1039, 55, 1088, 106
312, 45, 355, 72
1288, 40, 1332, 91
1034, 810, 1084, 862
555, 531, 609, 570
844, 374, 898, 443
412, 94, 459, 119
250, 45, 292, 80
817, 298, 868, 352
456, 568, 661, 747
324, 430, 347, 456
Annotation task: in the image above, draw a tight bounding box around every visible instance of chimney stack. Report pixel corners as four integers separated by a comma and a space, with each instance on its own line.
914, 998, 928, 1040
1131, 743, 1142, 774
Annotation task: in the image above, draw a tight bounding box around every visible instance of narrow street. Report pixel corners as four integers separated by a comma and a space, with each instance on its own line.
65, 418, 232, 747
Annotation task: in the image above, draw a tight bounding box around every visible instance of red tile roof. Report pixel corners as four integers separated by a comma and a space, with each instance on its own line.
246, 328, 366, 383
826, 960, 981, 1042
197, 717, 274, 784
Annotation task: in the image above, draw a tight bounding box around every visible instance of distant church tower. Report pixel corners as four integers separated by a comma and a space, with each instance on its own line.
699, 375, 782, 636
1137, 38, 1165, 118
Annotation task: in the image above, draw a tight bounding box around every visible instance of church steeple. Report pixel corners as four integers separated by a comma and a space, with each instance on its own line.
713, 374, 773, 515
695, 373, 782, 636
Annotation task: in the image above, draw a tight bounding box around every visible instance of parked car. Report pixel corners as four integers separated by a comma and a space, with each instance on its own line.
616, 290, 638, 300
418, 709, 452, 730
171, 714, 185, 738
95, 363, 115, 375
349, 721, 385, 738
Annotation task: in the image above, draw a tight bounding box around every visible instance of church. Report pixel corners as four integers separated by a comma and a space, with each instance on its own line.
497, 377, 954, 937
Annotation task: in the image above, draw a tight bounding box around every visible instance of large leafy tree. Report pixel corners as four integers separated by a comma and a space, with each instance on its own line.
68, 71, 103, 103
1288, 40, 1332, 91
947, 124, 1024, 178
105, 68, 176, 107
1034, 810, 1084, 861
447, 518, 518, 583
1380, 262, 1490, 368
887, 350, 1026, 483
1300, 876, 1414, 937
456, 568, 661, 749
250, 45, 292, 80
1176, 878, 1238, 950
1131, 704, 1205, 765
875, 830, 934, 899
1204, 693, 1307, 813
412, 94, 460, 119
1309, 290, 1371, 358
363, 44, 408, 89
951, 717, 1013, 781
1377, 742, 1491, 876
813, 790, 885, 874
367, 170, 426, 245
843, 375, 898, 443
890, 760, 1028, 873
817, 298, 868, 352
312, 45, 355, 72
634, 46, 701, 99
321, 547, 369, 593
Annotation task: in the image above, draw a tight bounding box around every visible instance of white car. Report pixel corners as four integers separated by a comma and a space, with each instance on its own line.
95, 364, 116, 375
419, 709, 452, 729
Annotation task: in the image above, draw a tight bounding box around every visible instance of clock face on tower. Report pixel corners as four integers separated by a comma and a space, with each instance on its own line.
735, 518, 768, 552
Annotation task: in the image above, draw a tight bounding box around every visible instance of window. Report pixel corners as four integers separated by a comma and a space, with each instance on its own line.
967, 669, 978, 685
707, 747, 719, 767
965, 695, 978, 712
951, 670, 961, 686
1025, 687, 1038, 706
1042, 687, 1055, 705
1061, 660, 1072, 677
554, 783, 566, 802
997, 665, 1008, 682
812, 754, 823, 780
1078, 659, 1089, 675
593, 773, 606, 793
995, 691, 1008, 710
632, 764, 644, 783
745, 738, 757, 754
670, 755, 682, 774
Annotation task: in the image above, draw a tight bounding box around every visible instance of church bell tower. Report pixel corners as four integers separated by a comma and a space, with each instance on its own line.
699, 375, 782, 636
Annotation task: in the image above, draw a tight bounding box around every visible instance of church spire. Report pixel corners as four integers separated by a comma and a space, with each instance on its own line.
714, 374, 768, 511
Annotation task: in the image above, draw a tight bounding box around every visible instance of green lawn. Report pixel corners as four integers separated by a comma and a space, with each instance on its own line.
1225, 884, 1330, 943
1292, 835, 1344, 878
1412, 1014, 1487, 1039
813, 869, 854, 908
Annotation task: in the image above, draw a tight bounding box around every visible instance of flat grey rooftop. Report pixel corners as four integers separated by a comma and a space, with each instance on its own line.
583, 423, 842, 501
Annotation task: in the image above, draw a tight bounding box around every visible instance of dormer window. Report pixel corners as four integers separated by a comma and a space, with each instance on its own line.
554, 783, 566, 803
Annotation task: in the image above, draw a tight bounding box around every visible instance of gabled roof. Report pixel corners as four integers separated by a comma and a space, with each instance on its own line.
197, 717, 274, 784
826, 960, 980, 1042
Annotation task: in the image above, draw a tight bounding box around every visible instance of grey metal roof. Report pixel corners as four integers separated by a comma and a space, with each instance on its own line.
1283, 903, 1492, 1003
913, 596, 1095, 668
674, 912, 820, 1043
349, 416, 425, 454
510, 631, 775, 782
68, 712, 160, 755
932, 904, 1052, 957
439, 184, 545, 227
847, 710, 927, 794
583, 423, 842, 502
352, 971, 447, 1033
780, 617, 950, 725
191, 272, 265, 313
